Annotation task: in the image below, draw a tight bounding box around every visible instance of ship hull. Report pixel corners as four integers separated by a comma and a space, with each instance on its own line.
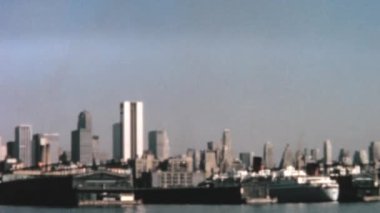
270, 185, 339, 203
0, 176, 77, 207
134, 186, 245, 204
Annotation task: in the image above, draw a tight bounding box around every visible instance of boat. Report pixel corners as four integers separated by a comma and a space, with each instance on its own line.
269, 167, 339, 203
335, 174, 380, 202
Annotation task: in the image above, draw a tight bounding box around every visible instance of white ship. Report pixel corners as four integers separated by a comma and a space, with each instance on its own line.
269, 167, 339, 203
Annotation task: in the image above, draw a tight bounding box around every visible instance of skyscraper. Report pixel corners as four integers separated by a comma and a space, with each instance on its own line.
369, 141, 380, 167
353, 149, 369, 166
263, 141, 274, 169
323, 139, 333, 166
0, 137, 6, 161
148, 130, 170, 160
71, 111, 93, 164
32, 133, 59, 167
6, 141, 16, 158
118, 101, 144, 160
279, 144, 293, 169
15, 124, 32, 167
220, 129, 233, 171
338, 148, 352, 166
239, 152, 254, 169
310, 148, 320, 162
112, 122, 122, 160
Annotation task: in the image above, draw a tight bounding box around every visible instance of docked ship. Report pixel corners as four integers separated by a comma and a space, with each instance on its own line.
335, 174, 380, 202
269, 167, 339, 203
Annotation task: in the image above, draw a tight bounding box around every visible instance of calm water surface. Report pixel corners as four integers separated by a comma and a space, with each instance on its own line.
0, 203, 379, 213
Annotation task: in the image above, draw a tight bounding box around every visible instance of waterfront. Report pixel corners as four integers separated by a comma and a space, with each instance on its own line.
1, 203, 380, 213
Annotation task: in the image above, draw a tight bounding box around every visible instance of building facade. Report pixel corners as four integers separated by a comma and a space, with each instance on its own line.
323, 139, 333, 166
118, 101, 144, 160
263, 141, 274, 169
239, 152, 254, 170
148, 130, 170, 161
112, 122, 121, 160
32, 133, 59, 167
15, 124, 32, 167
71, 111, 94, 165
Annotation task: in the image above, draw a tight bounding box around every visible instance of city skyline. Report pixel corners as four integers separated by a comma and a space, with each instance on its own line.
2, 1, 380, 158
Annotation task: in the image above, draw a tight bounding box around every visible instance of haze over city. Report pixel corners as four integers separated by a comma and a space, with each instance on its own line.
1, 0, 380, 159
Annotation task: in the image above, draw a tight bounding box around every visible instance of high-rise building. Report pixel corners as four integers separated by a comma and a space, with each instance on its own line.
0, 137, 6, 161
92, 135, 100, 163
295, 150, 305, 169
239, 152, 254, 169
353, 149, 369, 166
112, 122, 122, 160
71, 111, 94, 165
263, 141, 274, 169
338, 148, 352, 166
220, 129, 233, 172
32, 133, 59, 167
323, 139, 333, 166
6, 141, 16, 158
204, 151, 218, 177
207, 141, 216, 151
148, 130, 170, 161
279, 144, 293, 169
369, 141, 380, 167
186, 148, 201, 171
118, 101, 144, 160
359, 149, 369, 165
310, 148, 320, 162
15, 124, 32, 167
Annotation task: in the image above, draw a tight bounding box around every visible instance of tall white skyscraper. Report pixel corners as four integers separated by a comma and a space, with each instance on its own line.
263, 141, 274, 169
323, 139, 333, 166
15, 124, 33, 167
119, 101, 144, 160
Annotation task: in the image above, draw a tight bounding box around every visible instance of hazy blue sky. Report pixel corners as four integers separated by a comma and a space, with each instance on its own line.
1, 0, 380, 160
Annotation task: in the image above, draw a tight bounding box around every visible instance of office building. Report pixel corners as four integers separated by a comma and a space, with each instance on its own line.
148, 130, 170, 160
295, 150, 305, 169
207, 141, 216, 151
220, 129, 233, 172
310, 148, 320, 161
193, 149, 201, 171
15, 124, 32, 167
0, 137, 6, 161
71, 111, 94, 165
239, 152, 254, 170
353, 149, 369, 166
32, 133, 59, 166
263, 141, 274, 169
323, 139, 333, 166
117, 101, 144, 160
6, 141, 16, 158
112, 122, 122, 160
369, 141, 380, 167
338, 148, 352, 166
279, 144, 293, 169
204, 151, 219, 177
151, 171, 205, 188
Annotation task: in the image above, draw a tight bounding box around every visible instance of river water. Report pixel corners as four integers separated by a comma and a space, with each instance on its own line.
1, 203, 379, 213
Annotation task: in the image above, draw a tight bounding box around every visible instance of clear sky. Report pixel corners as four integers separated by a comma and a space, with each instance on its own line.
1, 0, 380, 160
